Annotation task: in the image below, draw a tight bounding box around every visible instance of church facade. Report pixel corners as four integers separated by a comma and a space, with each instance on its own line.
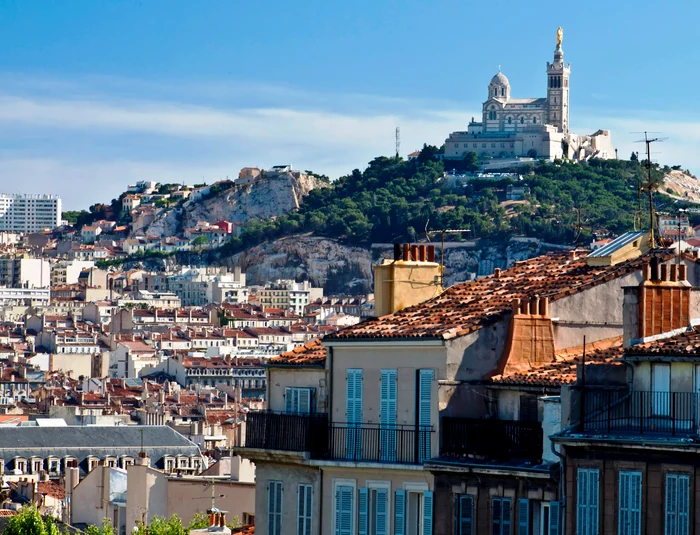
445, 29, 613, 162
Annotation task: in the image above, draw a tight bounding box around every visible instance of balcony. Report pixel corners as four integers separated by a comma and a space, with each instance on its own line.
440, 417, 544, 463
581, 390, 700, 436
242, 411, 433, 465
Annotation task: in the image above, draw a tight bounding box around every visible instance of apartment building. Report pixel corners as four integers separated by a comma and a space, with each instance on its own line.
259, 279, 323, 315
238, 236, 700, 535
554, 258, 700, 535
0, 256, 50, 288
0, 194, 61, 233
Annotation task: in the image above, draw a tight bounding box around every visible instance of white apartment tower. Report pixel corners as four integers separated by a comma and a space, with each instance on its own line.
0, 194, 62, 233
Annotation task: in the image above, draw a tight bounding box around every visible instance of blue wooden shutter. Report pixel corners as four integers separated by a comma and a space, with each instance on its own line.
423, 491, 433, 535
492, 498, 501, 535
549, 501, 560, 535
577, 468, 588, 535
418, 369, 433, 462
337, 486, 353, 535
678, 475, 690, 535
297, 484, 312, 535
269, 481, 282, 535
335, 488, 341, 535
395, 490, 406, 535
457, 495, 474, 535
346, 369, 363, 459
380, 369, 397, 462
590, 469, 599, 535
619, 471, 642, 535
376, 489, 388, 535
502, 499, 511, 535
358, 488, 368, 535
286, 387, 295, 413
666, 474, 677, 535
517, 498, 529, 535
298, 388, 311, 414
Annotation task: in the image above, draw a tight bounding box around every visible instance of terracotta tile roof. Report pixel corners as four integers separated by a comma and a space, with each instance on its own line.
328, 251, 672, 341
233, 526, 255, 535
626, 326, 700, 356
38, 480, 66, 499
270, 339, 326, 366
0, 510, 17, 517
490, 336, 624, 387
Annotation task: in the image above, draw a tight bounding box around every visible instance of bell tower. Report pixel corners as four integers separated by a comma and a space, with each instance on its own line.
546, 27, 570, 133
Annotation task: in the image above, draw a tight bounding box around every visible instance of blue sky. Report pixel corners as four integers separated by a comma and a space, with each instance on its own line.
0, 0, 699, 209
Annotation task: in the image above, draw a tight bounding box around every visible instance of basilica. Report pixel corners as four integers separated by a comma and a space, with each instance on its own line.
444, 28, 613, 163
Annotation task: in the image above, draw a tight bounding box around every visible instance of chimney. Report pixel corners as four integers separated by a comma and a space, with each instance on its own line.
494, 268, 501, 279
624, 260, 692, 347
393, 243, 401, 261
569, 250, 577, 261
374, 243, 443, 316
136, 451, 150, 466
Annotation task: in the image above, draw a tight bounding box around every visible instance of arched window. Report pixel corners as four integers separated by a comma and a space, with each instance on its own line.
501, 87, 505, 96
520, 117, 524, 124
507, 117, 512, 124
533, 117, 537, 124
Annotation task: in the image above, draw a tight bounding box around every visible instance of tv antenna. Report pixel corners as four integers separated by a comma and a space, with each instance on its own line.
425, 223, 472, 285
632, 131, 668, 246
395, 127, 400, 159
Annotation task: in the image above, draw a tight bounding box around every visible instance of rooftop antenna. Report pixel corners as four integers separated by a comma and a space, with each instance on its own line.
632, 131, 667, 246
395, 127, 400, 159
425, 224, 472, 286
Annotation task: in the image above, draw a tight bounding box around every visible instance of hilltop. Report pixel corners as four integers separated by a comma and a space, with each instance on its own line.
67, 153, 700, 293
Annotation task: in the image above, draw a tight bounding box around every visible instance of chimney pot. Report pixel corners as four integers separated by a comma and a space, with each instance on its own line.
643, 264, 651, 281
418, 245, 427, 262
393, 243, 401, 261
530, 297, 539, 315
427, 245, 436, 263
410, 245, 418, 261
519, 298, 529, 315
679, 264, 687, 281
670, 264, 678, 282
569, 250, 577, 261
494, 268, 501, 279
512, 300, 520, 314
539, 297, 549, 316
402, 244, 410, 261
661, 264, 669, 281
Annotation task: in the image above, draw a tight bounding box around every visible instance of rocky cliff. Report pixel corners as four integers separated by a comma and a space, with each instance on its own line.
143, 172, 328, 237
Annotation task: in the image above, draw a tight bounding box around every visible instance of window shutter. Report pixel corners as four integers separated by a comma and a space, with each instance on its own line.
297, 484, 312, 535
549, 501, 560, 535
517, 498, 529, 535
298, 388, 311, 414
395, 490, 406, 535
457, 495, 474, 535
678, 475, 690, 535
338, 486, 353, 535
346, 369, 363, 459
358, 488, 368, 535
376, 489, 388, 535
502, 499, 511, 535
380, 369, 397, 462
418, 369, 434, 461
423, 491, 434, 535
666, 474, 677, 535
590, 469, 599, 535
268, 481, 282, 535
492, 498, 501, 535
619, 471, 642, 535
335, 488, 341, 535
286, 387, 297, 413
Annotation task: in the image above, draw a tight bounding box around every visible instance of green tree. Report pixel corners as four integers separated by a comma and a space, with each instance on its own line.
463, 151, 479, 172
191, 235, 209, 249
630, 151, 638, 161
3, 506, 61, 535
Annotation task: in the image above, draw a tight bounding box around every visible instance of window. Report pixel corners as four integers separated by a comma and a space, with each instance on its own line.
533, 118, 537, 124
519, 499, 560, 535
520, 117, 524, 124
286, 387, 314, 414
334, 485, 354, 535
359, 487, 388, 535
268, 480, 283, 535
380, 370, 397, 462
492, 497, 512, 535
418, 369, 433, 462
577, 468, 599, 535
519, 394, 538, 422
665, 473, 689, 535
618, 471, 642, 535
456, 494, 474, 535
652, 363, 671, 416
396, 490, 432, 535
501, 88, 505, 96
298, 484, 312, 535
508, 118, 512, 124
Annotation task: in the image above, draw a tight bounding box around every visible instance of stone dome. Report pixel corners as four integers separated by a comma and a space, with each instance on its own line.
490, 71, 510, 87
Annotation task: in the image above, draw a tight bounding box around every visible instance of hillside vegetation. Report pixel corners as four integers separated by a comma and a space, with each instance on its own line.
223, 152, 687, 254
